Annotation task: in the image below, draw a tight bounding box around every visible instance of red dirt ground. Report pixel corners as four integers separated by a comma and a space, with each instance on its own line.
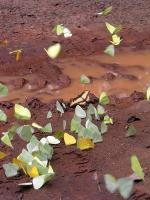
0, 0, 150, 199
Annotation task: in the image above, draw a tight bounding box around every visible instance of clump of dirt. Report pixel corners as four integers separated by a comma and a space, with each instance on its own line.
10, 78, 27, 89
101, 72, 138, 81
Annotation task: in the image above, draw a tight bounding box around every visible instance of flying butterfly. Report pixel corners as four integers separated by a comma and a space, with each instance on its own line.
9, 49, 22, 61
44, 43, 61, 59
105, 22, 122, 35
97, 6, 112, 16
111, 34, 122, 46
104, 44, 115, 57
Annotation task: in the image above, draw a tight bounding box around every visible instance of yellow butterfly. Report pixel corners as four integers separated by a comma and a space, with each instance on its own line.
105, 22, 116, 35
77, 137, 95, 150
14, 104, 31, 120
53, 24, 72, 38
106, 22, 122, 35
0, 151, 7, 159
9, 49, 22, 61
27, 166, 39, 178
12, 158, 27, 175
97, 6, 112, 16
44, 43, 61, 59
111, 34, 122, 46
131, 155, 144, 180
53, 24, 64, 36
64, 132, 76, 146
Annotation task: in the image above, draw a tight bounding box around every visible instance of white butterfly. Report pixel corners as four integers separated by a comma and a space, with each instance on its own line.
63, 27, 72, 38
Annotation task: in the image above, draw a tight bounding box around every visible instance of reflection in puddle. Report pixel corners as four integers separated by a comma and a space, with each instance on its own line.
1, 50, 150, 103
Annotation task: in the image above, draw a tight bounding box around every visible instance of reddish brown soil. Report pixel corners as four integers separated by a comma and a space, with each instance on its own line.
0, 0, 150, 199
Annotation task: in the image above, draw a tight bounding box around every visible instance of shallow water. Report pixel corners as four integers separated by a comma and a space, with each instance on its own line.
1, 50, 150, 103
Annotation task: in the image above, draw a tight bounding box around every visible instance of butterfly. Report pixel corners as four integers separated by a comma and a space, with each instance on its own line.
97, 6, 112, 16
9, 49, 22, 61
64, 132, 76, 146
104, 44, 115, 57
111, 34, 122, 46
105, 22, 122, 35
44, 43, 61, 59
53, 24, 72, 38
70, 90, 90, 107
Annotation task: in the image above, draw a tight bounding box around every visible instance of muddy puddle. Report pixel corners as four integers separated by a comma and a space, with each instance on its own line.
1, 49, 150, 103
